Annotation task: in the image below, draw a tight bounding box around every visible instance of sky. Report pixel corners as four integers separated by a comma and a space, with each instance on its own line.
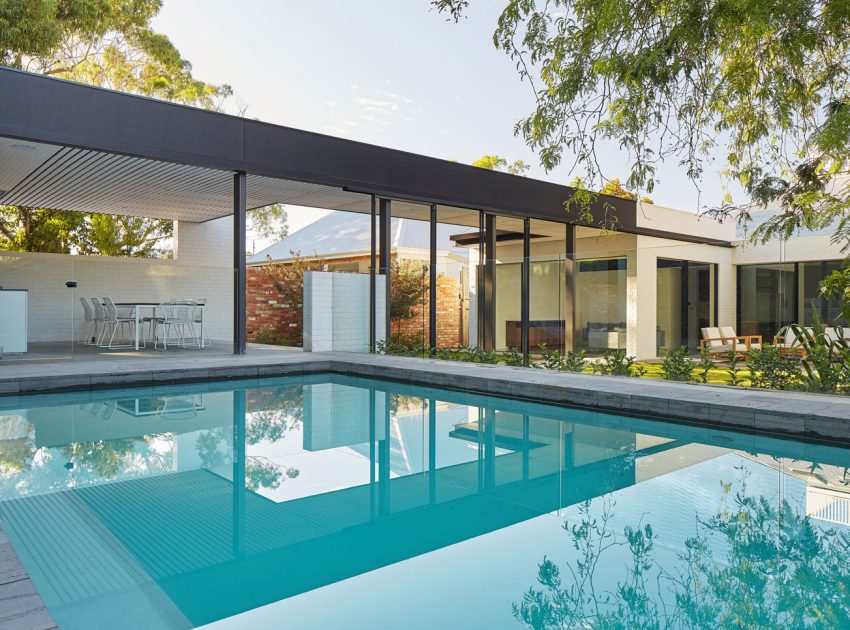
153, 1, 736, 246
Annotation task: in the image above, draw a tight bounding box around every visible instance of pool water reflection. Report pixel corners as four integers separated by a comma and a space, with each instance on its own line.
0, 375, 848, 629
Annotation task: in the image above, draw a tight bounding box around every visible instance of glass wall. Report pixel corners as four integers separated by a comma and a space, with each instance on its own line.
493, 216, 524, 352
738, 264, 796, 339
656, 259, 716, 353
799, 260, 844, 326
574, 258, 628, 355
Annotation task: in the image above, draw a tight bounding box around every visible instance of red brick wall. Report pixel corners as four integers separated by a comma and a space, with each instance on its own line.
247, 255, 466, 347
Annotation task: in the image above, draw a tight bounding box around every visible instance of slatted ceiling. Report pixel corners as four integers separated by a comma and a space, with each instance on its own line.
0, 137, 59, 193
0, 137, 473, 223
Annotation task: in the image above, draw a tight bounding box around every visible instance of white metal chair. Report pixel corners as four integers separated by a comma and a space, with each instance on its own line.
101, 297, 137, 349
79, 297, 100, 345
153, 300, 198, 350
193, 298, 211, 348
90, 298, 108, 346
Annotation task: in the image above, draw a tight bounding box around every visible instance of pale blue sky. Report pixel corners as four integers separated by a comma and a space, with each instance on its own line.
153, 0, 733, 238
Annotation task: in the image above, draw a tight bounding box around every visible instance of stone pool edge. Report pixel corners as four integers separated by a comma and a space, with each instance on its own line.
0, 351, 848, 444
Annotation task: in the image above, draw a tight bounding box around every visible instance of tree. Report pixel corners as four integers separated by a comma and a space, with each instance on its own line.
434, 1, 850, 253
473, 154, 530, 175
0, 0, 286, 255
390, 259, 428, 342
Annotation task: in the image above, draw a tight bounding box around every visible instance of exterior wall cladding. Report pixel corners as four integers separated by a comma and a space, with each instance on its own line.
248, 254, 465, 347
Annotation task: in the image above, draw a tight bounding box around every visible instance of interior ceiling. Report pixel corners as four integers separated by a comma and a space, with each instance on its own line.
0, 136, 493, 228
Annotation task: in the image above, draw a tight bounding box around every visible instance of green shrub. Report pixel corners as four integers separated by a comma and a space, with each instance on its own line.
695, 346, 715, 384
746, 346, 799, 390
563, 350, 588, 373
659, 346, 695, 382
784, 315, 850, 393
723, 350, 748, 386
593, 350, 644, 377
501, 347, 524, 366
535, 343, 564, 370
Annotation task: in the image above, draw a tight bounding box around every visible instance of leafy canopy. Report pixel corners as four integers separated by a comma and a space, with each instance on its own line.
434, 0, 850, 252
472, 153, 530, 175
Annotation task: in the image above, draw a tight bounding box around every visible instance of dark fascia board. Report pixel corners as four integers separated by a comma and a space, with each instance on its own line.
0, 66, 729, 245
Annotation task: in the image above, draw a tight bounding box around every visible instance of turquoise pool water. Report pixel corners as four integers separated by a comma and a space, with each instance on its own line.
1, 375, 848, 629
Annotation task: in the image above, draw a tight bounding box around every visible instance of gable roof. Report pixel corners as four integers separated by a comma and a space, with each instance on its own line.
249, 212, 471, 263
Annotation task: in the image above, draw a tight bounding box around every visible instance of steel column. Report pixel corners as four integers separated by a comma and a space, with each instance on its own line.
429, 203, 438, 355
564, 224, 576, 352
483, 214, 497, 351
521, 217, 531, 363
379, 199, 392, 344
233, 171, 247, 355
231, 388, 246, 557
477, 211, 486, 348
369, 194, 377, 352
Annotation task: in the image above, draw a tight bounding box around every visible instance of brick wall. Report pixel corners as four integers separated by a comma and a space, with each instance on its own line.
247, 253, 466, 347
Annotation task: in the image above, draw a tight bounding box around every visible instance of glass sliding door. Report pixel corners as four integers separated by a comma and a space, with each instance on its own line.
738, 264, 796, 340
656, 259, 716, 353
799, 260, 843, 326
575, 258, 627, 355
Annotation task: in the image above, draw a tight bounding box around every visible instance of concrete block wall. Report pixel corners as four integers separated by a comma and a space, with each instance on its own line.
303, 271, 386, 353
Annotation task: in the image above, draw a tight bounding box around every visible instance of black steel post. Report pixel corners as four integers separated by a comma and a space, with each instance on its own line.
477, 211, 485, 348
429, 203, 438, 356
428, 398, 436, 504
521, 217, 531, 364
379, 199, 392, 344
369, 194, 377, 352
564, 224, 576, 352
233, 171, 247, 356
483, 214, 497, 351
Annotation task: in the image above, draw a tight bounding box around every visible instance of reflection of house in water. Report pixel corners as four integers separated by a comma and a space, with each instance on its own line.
742, 453, 850, 527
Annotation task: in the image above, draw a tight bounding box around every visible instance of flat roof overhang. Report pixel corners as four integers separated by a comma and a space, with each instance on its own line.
0, 66, 730, 245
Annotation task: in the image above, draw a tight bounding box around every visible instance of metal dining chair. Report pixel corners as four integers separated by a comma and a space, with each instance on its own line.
101, 297, 137, 349
153, 300, 198, 350
79, 297, 99, 345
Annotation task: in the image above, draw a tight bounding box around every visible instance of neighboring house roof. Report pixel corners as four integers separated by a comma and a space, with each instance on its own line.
249, 212, 471, 263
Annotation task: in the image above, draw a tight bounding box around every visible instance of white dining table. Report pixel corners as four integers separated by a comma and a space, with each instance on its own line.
114, 302, 207, 351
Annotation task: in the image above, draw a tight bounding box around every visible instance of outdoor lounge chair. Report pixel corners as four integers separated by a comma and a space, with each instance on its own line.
774, 326, 811, 358
700, 326, 761, 358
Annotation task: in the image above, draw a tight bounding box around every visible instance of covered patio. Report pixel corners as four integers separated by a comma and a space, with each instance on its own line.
0, 66, 735, 367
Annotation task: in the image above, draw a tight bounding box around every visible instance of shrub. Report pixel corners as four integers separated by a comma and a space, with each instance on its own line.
659, 346, 695, 382
535, 343, 564, 370
593, 350, 644, 377
784, 316, 850, 394
563, 350, 588, 373
501, 347, 524, 367
746, 346, 799, 390
695, 346, 715, 384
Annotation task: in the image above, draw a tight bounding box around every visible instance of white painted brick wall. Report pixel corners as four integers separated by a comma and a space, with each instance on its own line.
303, 271, 386, 353
0, 217, 235, 344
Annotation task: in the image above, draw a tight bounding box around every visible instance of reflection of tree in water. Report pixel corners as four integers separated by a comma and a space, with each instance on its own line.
514, 475, 850, 629
61, 440, 137, 479
196, 386, 304, 491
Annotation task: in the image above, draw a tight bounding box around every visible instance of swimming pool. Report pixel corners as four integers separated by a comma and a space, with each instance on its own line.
0, 374, 848, 628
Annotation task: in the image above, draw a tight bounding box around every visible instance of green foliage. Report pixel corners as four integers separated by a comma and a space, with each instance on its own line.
723, 350, 748, 387
390, 260, 428, 341
472, 154, 530, 176
659, 346, 696, 382
562, 350, 588, 373
695, 346, 716, 384
784, 314, 850, 393
534, 343, 564, 370
376, 336, 428, 358
593, 350, 644, 377
746, 346, 799, 390
434, 0, 850, 255
501, 346, 524, 367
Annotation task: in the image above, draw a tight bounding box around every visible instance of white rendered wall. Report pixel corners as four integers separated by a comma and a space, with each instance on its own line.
303, 271, 386, 353
733, 233, 845, 265
0, 216, 234, 345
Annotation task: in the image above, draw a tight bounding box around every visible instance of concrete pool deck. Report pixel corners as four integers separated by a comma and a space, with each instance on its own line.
0, 348, 848, 443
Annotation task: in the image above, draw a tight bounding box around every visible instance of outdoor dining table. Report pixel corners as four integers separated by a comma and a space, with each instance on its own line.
113, 301, 207, 351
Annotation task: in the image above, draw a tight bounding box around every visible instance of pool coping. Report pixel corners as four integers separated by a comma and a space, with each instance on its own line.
0, 350, 849, 628
0, 351, 848, 444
